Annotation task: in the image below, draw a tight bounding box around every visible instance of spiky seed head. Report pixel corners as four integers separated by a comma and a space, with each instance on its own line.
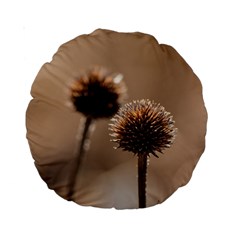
109, 99, 177, 157
71, 66, 127, 119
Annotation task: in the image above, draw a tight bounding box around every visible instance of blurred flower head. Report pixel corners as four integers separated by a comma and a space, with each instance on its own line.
71, 66, 127, 119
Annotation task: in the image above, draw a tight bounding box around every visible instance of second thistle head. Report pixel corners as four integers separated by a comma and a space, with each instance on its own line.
71, 66, 127, 119
109, 99, 177, 157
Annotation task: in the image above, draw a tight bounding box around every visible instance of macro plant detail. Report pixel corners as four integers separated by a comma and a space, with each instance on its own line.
109, 99, 177, 208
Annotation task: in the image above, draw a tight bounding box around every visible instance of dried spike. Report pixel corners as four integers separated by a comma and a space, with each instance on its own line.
109, 99, 177, 157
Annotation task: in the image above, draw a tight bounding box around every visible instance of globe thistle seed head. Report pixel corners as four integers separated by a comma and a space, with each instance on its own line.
109, 99, 177, 157
71, 66, 127, 119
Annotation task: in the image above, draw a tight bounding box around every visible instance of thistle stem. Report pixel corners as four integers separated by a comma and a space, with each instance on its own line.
138, 153, 148, 208
67, 116, 93, 200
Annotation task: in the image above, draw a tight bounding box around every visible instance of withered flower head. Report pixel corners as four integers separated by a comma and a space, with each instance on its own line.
109, 99, 177, 157
71, 66, 127, 119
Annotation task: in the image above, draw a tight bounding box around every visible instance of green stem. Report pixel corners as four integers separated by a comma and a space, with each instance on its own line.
138, 153, 148, 208
67, 116, 93, 200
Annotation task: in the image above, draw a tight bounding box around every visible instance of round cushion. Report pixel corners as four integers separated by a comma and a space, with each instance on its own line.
26, 29, 207, 209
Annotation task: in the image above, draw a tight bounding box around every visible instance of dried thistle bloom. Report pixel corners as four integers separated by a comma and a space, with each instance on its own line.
109, 99, 177, 208
71, 66, 127, 119
109, 99, 177, 158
